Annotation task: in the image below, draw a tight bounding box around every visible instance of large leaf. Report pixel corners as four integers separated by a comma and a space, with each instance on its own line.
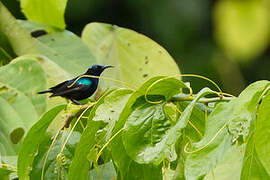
214, 0, 270, 61
0, 2, 37, 56
17, 105, 65, 180
20, 0, 67, 29
81, 22, 181, 89
18, 21, 97, 82
255, 90, 270, 174
0, 58, 47, 115
29, 131, 80, 180
0, 59, 47, 155
105, 77, 187, 179
184, 80, 270, 179
122, 88, 212, 165
241, 90, 270, 179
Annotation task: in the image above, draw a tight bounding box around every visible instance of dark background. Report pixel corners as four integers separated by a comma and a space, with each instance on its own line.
4, 0, 270, 95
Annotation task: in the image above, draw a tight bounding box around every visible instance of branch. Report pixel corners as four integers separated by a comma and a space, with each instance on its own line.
171, 95, 234, 103
62, 105, 89, 129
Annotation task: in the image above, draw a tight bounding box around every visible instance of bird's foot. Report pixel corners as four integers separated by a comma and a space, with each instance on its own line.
70, 99, 82, 105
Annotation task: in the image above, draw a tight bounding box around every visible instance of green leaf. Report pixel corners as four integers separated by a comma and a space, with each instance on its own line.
81, 22, 181, 89
20, 0, 67, 29
241, 136, 270, 179
17, 105, 65, 180
184, 80, 270, 179
0, 58, 47, 115
69, 89, 132, 180
88, 161, 116, 180
228, 81, 270, 143
29, 131, 81, 180
92, 89, 133, 140
0, 59, 47, 155
241, 90, 270, 179
107, 77, 188, 179
0, 167, 14, 180
214, 0, 270, 61
255, 90, 270, 174
68, 90, 116, 180
145, 77, 187, 101
178, 101, 206, 142
18, 21, 97, 81
204, 145, 243, 180
122, 88, 212, 165
0, 2, 37, 56
111, 141, 163, 180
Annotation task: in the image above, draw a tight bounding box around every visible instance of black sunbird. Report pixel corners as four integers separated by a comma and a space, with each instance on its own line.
38, 65, 113, 105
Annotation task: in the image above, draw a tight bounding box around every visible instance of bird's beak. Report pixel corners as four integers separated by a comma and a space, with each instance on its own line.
103, 65, 114, 70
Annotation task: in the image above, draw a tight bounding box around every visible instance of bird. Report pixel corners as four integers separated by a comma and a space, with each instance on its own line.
38, 65, 113, 105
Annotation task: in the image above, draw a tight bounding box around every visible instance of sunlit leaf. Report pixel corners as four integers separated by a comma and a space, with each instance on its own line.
255, 90, 270, 174
0, 59, 46, 155
241, 90, 270, 179
20, 0, 67, 29
204, 145, 243, 180
184, 80, 270, 179
18, 20, 97, 83
81, 22, 181, 89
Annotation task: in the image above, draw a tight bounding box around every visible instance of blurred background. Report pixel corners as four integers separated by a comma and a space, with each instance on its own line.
3, 0, 270, 95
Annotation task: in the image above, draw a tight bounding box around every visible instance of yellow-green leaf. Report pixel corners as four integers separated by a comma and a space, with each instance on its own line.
82, 23, 181, 89
20, 0, 67, 29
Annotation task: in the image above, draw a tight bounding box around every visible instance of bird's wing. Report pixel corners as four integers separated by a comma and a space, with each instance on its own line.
50, 80, 88, 97
50, 80, 70, 90
50, 86, 82, 97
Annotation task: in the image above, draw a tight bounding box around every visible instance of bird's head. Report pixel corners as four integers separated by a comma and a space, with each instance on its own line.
85, 65, 114, 76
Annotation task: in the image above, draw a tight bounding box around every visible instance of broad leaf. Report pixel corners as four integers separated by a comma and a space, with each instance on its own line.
0, 58, 47, 115
255, 90, 270, 174
17, 105, 65, 180
18, 21, 97, 83
241, 90, 270, 179
0, 59, 47, 155
20, 0, 67, 29
184, 80, 270, 179
29, 131, 80, 180
82, 22, 181, 89
122, 88, 212, 165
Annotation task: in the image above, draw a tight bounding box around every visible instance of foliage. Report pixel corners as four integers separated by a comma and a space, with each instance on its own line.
0, 1, 270, 180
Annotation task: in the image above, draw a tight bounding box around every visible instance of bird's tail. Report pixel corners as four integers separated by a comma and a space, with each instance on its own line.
38, 90, 52, 94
